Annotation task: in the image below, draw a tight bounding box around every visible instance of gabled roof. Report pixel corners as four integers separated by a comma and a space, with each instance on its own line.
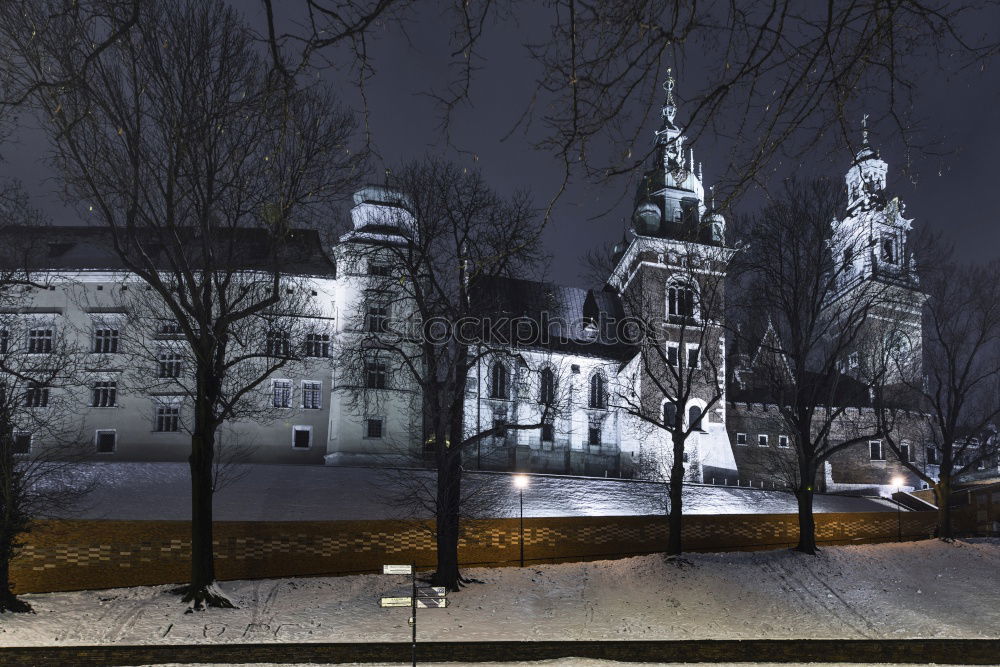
471, 276, 637, 361
0, 225, 337, 277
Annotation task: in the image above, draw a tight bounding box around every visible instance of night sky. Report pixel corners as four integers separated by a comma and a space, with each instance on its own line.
2, 2, 998, 287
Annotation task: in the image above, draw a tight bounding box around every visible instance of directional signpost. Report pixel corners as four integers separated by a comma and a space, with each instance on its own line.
380, 564, 448, 666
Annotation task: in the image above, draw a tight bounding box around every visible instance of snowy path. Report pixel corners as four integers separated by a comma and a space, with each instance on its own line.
57, 463, 896, 521
3, 540, 997, 647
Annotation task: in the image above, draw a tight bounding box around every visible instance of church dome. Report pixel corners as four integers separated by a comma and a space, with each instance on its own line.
632, 200, 661, 234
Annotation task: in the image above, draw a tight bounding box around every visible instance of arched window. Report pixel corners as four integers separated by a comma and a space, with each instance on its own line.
688, 405, 703, 431
589, 373, 607, 409
490, 361, 508, 399
663, 401, 677, 428
539, 367, 555, 405
666, 282, 696, 319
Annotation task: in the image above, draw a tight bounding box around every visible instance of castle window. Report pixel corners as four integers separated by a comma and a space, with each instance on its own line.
24, 382, 49, 408
541, 419, 554, 442
880, 235, 896, 264
757, 434, 768, 447
365, 302, 389, 332
663, 402, 677, 428
365, 418, 384, 439
302, 381, 322, 409
688, 405, 703, 431
666, 343, 679, 367
92, 381, 117, 408
292, 425, 312, 449
93, 326, 120, 353
926, 446, 938, 465
589, 374, 607, 409
736, 432, 747, 446
666, 282, 696, 320
588, 425, 601, 446
778, 435, 789, 448
869, 440, 885, 461
539, 367, 555, 405
27, 327, 54, 354
490, 362, 509, 399
154, 403, 180, 432
304, 332, 330, 358
365, 358, 388, 389
272, 379, 292, 408
265, 328, 291, 357
12, 432, 31, 454
158, 351, 183, 379
687, 345, 701, 368
95, 429, 116, 453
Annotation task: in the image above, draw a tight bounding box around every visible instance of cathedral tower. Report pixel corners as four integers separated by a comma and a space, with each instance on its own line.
609, 70, 737, 482
832, 118, 925, 383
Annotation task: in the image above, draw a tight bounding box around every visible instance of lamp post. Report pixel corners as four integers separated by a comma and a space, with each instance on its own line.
892, 476, 905, 541
513, 474, 529, 567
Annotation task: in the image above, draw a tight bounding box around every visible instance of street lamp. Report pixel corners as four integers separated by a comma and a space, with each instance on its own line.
513, 474, 529, 567
892, 475, 905, 541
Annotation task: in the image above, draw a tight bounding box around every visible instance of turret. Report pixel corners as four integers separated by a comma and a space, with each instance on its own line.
628, 68, 719, 245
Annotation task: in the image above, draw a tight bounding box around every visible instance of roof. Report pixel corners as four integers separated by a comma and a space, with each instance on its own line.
471, 276, 637, 361
0, 225, 337, 277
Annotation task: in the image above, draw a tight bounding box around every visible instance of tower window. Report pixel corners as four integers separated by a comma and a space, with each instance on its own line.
666, 282, 696, 319
688, 405, 703, 431
880, 236, 896, 264
663, 402, 677, 428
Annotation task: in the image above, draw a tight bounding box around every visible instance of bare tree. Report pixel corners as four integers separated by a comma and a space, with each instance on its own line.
335, 157, 563, 590
614, 238, 732, 557
734, 177, 893, 554
874, 239, 1000, 538
2, 0, 360, 608
266, 1, 999, 213
0, 196, 88, 613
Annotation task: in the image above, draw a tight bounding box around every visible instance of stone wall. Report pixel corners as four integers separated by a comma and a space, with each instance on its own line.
11, 510, 974, 595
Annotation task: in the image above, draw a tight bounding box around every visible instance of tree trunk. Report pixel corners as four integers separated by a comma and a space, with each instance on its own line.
0, 531, 31, 613
176, 372, 234, 610
795, 465, 818, 554
935, 474, 953, 540
432, 444, 463, 591
666, 435, 686, 557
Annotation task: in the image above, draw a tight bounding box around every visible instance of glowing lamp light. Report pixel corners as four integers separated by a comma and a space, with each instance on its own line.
892, 476, 905, 489
513, 474, 529, 490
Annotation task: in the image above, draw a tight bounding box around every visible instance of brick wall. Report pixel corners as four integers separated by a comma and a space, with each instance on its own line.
11, 510, 975, 595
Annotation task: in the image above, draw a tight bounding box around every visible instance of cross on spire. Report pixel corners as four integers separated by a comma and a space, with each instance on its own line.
662, 67, 677, 123
861, 113, 869, 145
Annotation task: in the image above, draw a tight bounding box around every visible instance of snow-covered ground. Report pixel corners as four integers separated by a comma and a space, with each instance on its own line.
3, 540, 997, 646
56, 463, 897, 521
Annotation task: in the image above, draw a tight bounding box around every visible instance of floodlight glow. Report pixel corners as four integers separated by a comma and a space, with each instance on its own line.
892, 476, 905, 488
513, 474, 529, 489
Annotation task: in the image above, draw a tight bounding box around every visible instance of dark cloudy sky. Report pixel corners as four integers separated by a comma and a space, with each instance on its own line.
3, 2, 998, 286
